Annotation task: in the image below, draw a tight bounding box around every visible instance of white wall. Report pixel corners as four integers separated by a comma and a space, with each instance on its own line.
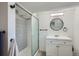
37, 8, 75, 51
73, 7, 79, 56
8, 2, 16, 55
0, 2, 8, 55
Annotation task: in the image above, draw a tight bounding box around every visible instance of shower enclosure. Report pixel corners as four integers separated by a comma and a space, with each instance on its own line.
15, 3, 39, 56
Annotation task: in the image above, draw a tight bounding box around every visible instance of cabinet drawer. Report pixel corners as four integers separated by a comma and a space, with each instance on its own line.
46, 39, 72, 45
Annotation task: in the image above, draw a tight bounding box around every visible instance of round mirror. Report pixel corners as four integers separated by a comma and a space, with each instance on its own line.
50, 18, 64, 31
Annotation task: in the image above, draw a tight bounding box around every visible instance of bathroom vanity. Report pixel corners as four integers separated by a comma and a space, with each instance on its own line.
46, 35, 72, 56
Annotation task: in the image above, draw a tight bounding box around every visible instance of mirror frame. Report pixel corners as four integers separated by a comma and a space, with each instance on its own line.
50, 18, 64, 31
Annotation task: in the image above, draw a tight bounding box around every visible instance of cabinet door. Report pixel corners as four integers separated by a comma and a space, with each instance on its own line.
46, 44, 58, 56
59, 45, 72, 56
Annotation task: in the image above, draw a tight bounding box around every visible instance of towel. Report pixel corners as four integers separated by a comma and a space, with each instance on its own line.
9, 39, 19, 56
0, 32, 3, 56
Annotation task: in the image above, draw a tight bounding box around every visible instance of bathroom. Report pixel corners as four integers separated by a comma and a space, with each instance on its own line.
0, 2, 79, 56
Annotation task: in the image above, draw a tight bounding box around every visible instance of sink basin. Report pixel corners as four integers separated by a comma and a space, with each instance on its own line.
46, 35, 71, 40
54, 35, 59, 37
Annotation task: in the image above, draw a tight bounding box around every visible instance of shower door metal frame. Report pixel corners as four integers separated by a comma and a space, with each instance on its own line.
15, 3, 39, 56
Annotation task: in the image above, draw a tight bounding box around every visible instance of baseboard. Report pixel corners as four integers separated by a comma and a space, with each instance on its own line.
73, 52, 79, 56
73, 50, 79, 56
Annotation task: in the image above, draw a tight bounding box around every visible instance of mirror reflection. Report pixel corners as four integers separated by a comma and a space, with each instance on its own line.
50, 18, 64, 31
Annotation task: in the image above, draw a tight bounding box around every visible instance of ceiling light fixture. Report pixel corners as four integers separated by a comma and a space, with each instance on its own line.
51, 13, 64, 16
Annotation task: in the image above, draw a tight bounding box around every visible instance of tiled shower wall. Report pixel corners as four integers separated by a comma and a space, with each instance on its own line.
16, 15, 31, 55
16, 15, 27, 51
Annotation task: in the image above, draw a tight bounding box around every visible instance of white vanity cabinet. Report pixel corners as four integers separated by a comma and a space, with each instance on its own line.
46, 36, 72, 56
58, 45, 72, 56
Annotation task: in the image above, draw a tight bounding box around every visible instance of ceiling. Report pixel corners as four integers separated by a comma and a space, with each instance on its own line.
19, 2, 79, 13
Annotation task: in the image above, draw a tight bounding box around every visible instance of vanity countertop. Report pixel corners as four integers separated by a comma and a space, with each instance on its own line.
46, 35, 72, 41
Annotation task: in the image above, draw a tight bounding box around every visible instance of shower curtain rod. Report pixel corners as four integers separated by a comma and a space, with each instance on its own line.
15, 3, 39, 20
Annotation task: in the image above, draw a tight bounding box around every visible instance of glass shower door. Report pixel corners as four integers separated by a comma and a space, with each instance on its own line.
32, 15, 39, 56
